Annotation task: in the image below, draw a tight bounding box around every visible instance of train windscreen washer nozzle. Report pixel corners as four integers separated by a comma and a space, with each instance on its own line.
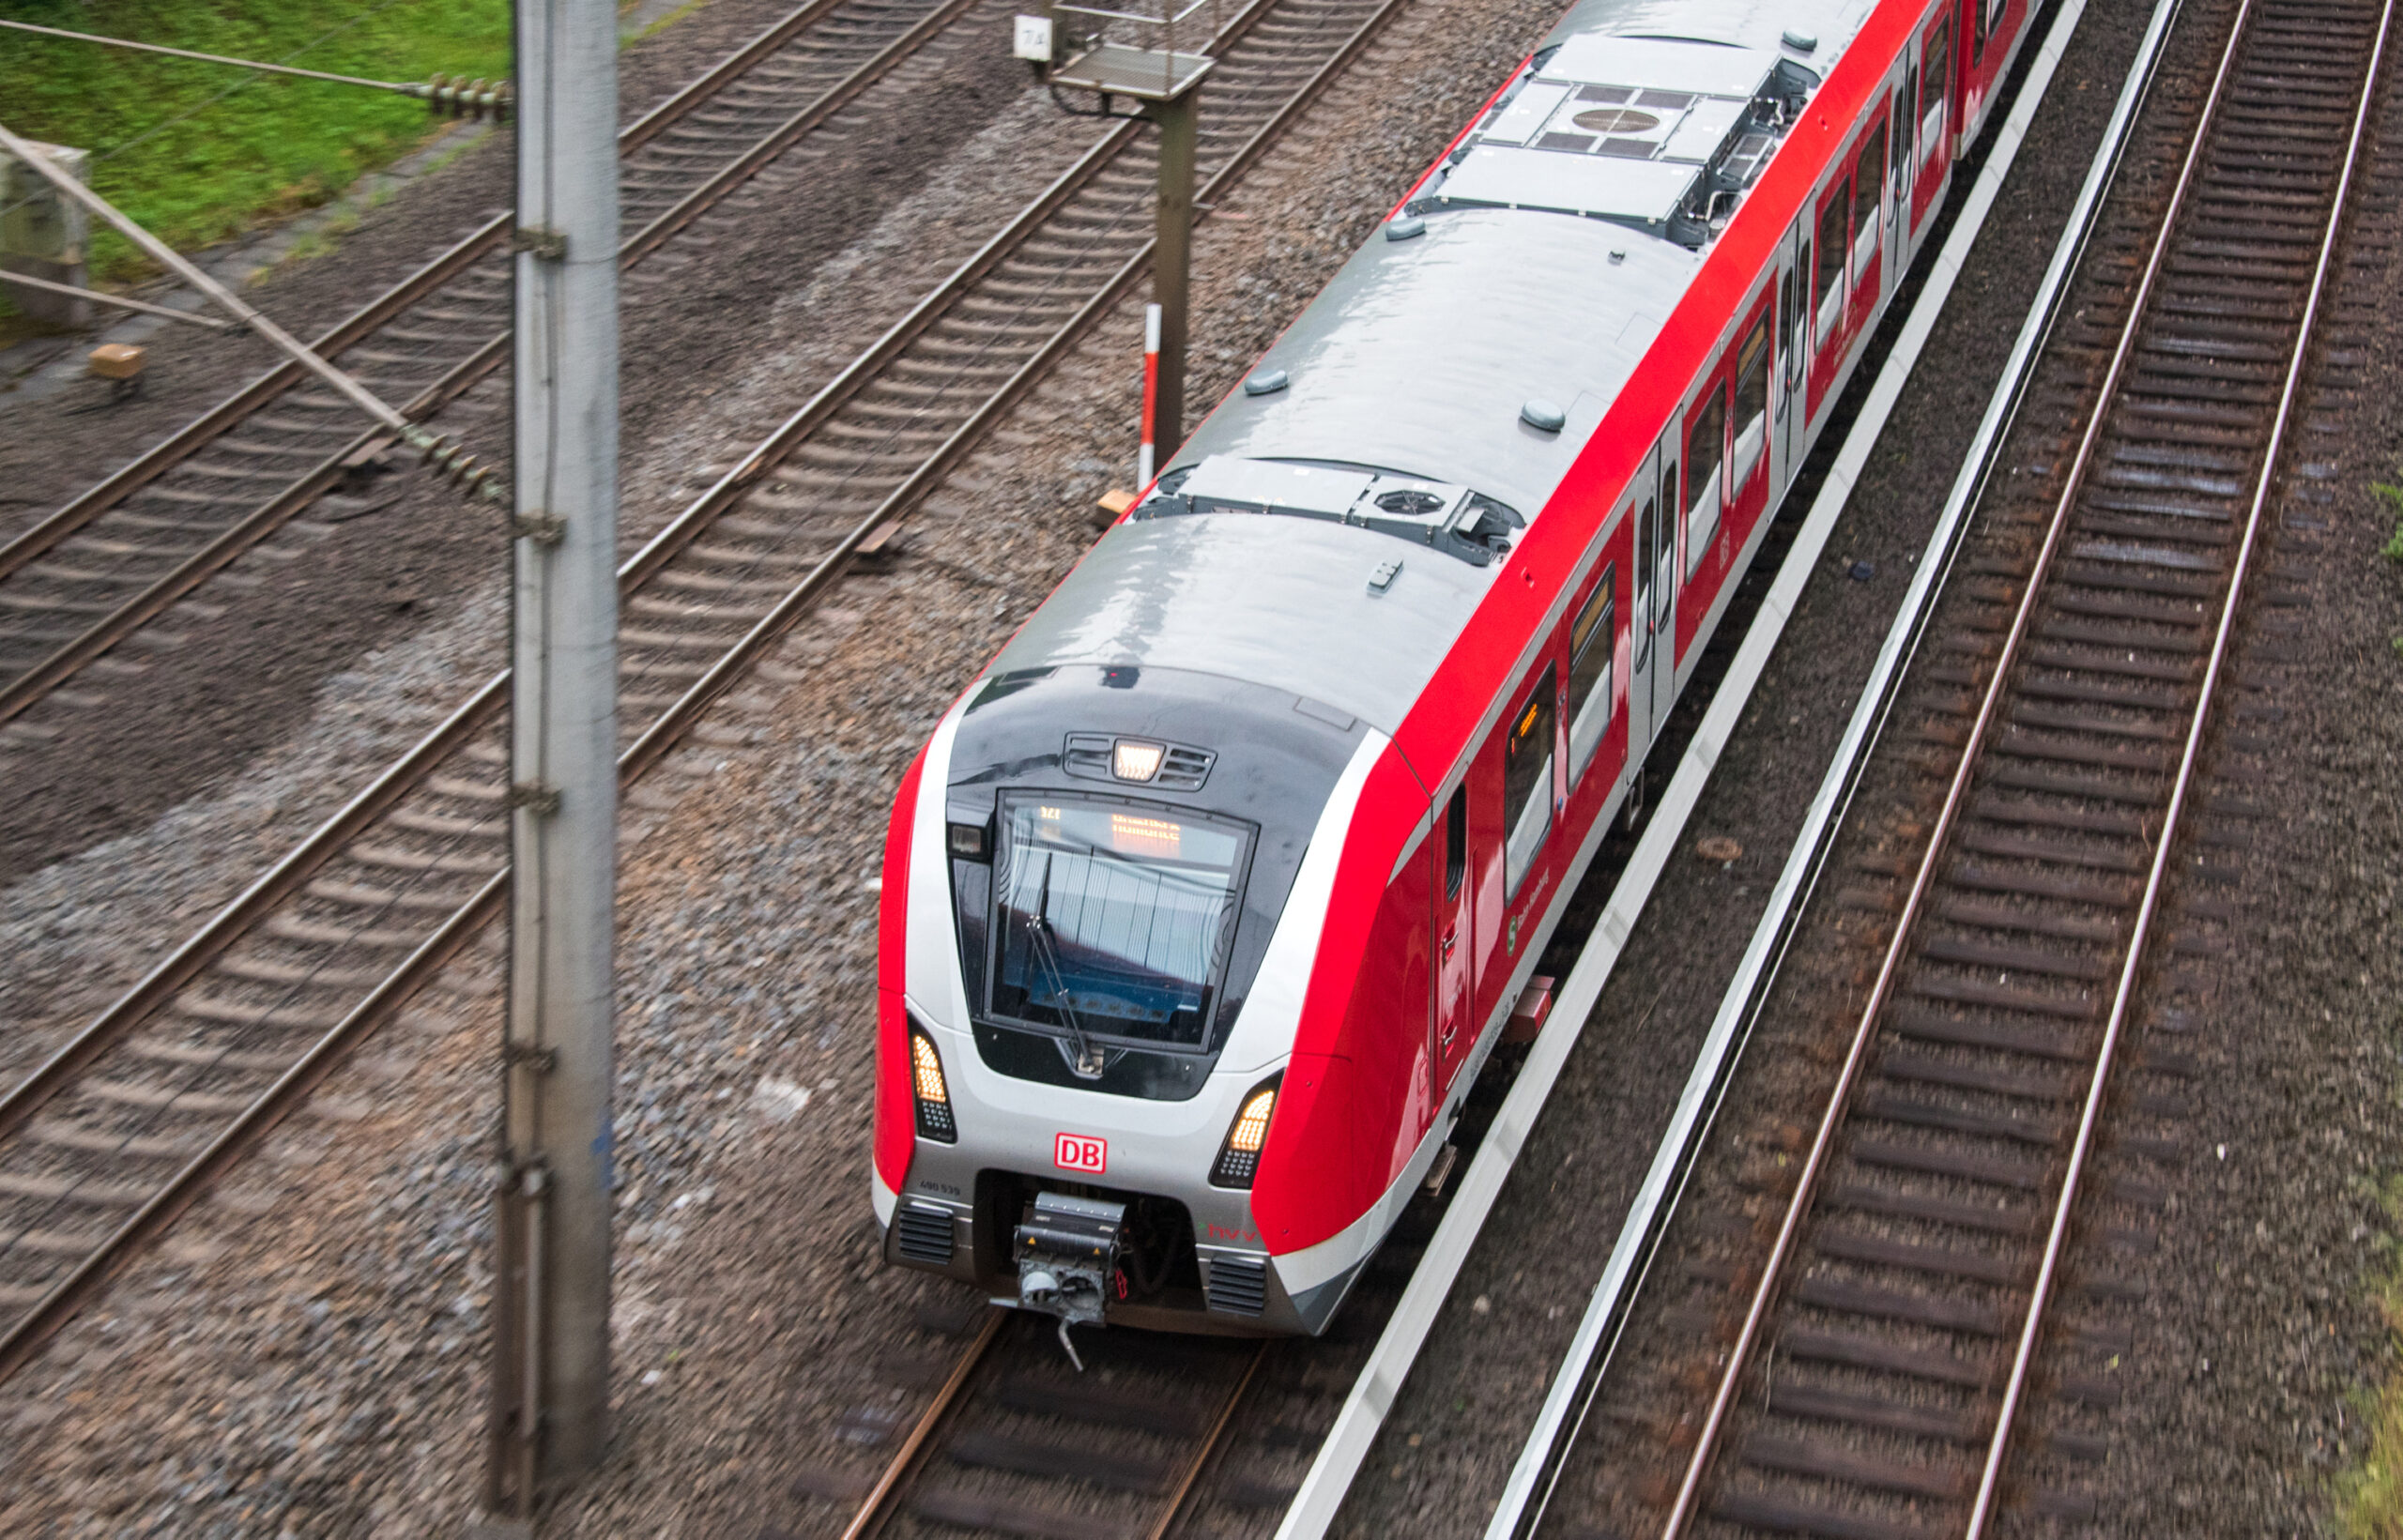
1009, 1191, 1127, 1369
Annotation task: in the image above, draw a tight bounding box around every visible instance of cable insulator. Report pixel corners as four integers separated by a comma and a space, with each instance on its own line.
407, 429, 506, 501
418, 74, 514, 122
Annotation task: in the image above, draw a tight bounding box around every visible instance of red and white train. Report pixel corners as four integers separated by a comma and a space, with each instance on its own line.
874, 0, 2033, 1335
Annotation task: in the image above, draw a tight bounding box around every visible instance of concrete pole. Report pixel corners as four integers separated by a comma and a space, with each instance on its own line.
1145, 89, 1198, 459
486, 0, 619, 1517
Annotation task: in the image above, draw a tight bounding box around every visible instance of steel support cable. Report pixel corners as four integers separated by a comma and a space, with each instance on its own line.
1962, 0, 2395, 1527
0, 0, 1404, 1384
0, 19, 475, 101
1655, 0, 2266, 1527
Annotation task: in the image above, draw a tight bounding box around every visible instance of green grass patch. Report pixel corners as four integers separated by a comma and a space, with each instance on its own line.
2377, 479, 2403, 563
2340, 1177, 2403, 1534
1, 0, 511, 297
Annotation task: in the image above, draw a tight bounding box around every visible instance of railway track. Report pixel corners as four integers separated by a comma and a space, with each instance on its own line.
782, 1191, 1446, 1538
814, 1308, 1265, 1540
0, 0, 987, 733
1512, 0, 2394, 1532
0, 0, 1409, 1383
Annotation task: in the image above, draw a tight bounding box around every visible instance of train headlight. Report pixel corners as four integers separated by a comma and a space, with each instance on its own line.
910, 1029, 957, 1142
1208, 1080, 1278, 1188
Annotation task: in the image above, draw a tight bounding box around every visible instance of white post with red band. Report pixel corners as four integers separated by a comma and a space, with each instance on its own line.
1140, 301, 1162, 487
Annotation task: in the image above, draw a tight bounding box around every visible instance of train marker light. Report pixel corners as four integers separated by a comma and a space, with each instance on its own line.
1209, 1082, 1278, 1187
1111, 740, 1165, 781
910, 1029, 957, 1142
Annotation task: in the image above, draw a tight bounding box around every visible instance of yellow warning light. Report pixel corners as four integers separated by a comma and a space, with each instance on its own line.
1227, 1087, 1276, 1153
911, 1030, 949, 1105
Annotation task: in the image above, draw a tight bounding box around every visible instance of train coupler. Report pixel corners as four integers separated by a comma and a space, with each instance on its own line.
1007, 1191, 1125, 1370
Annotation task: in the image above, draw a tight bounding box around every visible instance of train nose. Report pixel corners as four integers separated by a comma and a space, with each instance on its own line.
1010, 1192, 1126, 1368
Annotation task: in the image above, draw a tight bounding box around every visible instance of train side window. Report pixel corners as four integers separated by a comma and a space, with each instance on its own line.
1633, 493, 1655, 663
1566, 564, 1616, 780
1651, 471, 1675, 626
1814, 188, 1847, 342
1850, 122, 1887, 280
1731, 317, 1770, 488
1779, 261, 1802, 389
1503, 664, 1557, 896
1921, 18, 1952, 153
1445, 785, 1467, 899
1894, 75, 1915, 179
1684, 385, 1725, 577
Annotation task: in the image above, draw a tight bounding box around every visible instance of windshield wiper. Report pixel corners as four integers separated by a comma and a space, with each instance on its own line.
1025, 853, 1107, 1079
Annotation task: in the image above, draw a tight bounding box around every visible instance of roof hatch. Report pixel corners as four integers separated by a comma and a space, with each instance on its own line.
1411, 35, 1812, 242
1137, 456, 1524, 567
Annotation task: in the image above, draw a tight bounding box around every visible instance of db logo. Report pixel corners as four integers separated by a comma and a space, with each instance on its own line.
1053, 1132, 1107, 1174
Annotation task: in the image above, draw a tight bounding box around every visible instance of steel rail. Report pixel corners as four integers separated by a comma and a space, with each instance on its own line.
0, 0, 1411, 1383
837, 1307, 1008, 1540
1962, 0, 2395, 1525
0, 0, 863, 587
1148, 1343, 1271, 1540
0, 872, 507, 1383
834, 1319, 1264, 1540
1655, 0, 2267, 1529
0, 0, 985, 727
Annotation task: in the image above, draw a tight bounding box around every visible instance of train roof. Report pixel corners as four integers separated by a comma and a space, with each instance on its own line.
987, 0, 1904, 753
1171, 206, 1697, 520
987, 511, 1491, 734
1539, 0, 1886, 62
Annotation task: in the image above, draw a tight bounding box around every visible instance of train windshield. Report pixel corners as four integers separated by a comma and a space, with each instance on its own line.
988, 795, 1251, 1048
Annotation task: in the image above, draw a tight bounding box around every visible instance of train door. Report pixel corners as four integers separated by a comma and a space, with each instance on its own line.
1805, 169, 1850, 417
1624, 439, 1675, 757
1467, 661, 1562, 1038
1432, 785, 1473, 1099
